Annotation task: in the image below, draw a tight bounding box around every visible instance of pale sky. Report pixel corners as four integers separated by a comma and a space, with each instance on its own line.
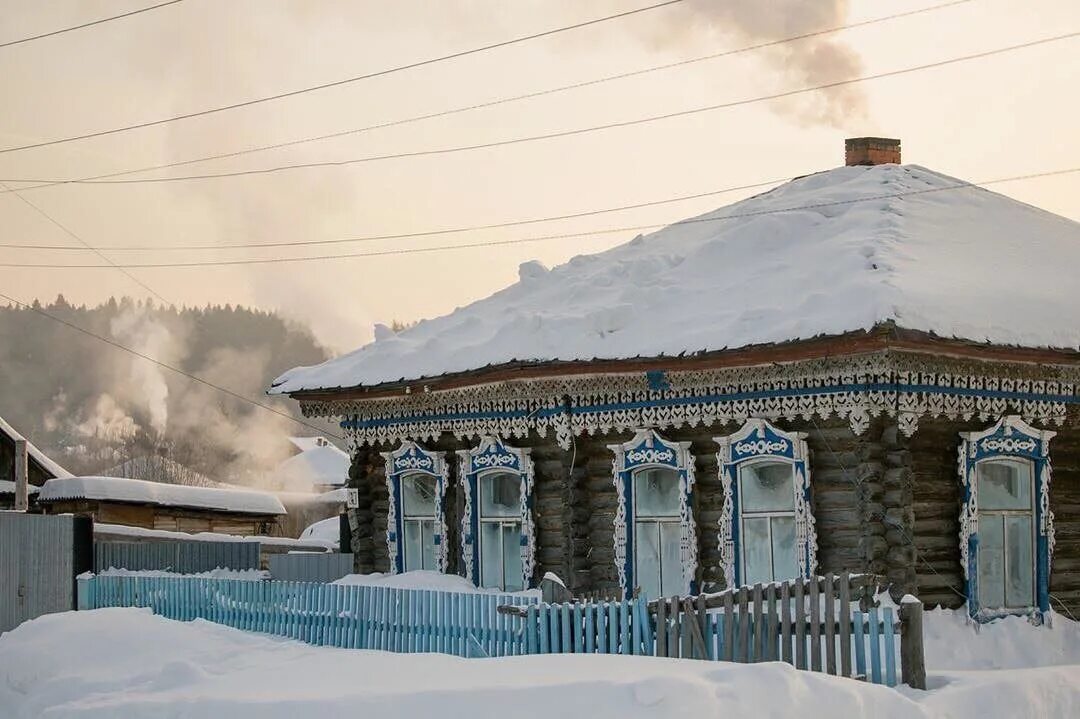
1, 0, 1077, 354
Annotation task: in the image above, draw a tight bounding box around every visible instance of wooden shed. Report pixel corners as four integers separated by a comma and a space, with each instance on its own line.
270, 139, 1080, 622
0, 414, 72, 509
36, 476, 286, 536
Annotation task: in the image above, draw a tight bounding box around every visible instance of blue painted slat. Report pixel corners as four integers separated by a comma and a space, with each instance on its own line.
527, 605, 539, 655
853, 610, 866, 679
585, 605, 595, 653
608, 603, 618, 654
868, 607, 882, 685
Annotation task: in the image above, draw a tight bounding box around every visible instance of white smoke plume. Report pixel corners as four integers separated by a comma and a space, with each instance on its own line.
108, 306, 186, 435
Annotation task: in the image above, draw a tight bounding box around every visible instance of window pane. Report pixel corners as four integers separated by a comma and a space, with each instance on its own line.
633, 468, 681, 517
403, 520, 422, 572
634, 521, 661, 600
1005, 515, 1034, 607
771, 515, 798, 581
742, 516, 772, 586
977, 460, 1032, 511
480, 472, 521, 518
421, 520, 436, 571
402, 474, 437, 517
659, 521, 683, 597
977, 514, 1006, 609
739, 462, 795, 513
502, 523, 524, 592
480, 521, 503, 589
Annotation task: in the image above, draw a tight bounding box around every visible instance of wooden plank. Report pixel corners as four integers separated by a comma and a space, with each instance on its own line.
737, 587, 749, 663
722, 589, 734, 661
766, 585, 778, 662
752, 583, 764, 662
794, 578, 807, 669
853, 610, 866, 679
780, 581, 792, 665
574, 603, 584, 654
824, 572, 837, 675
632, 599, 642, 655
868, 607, 882, 685
562, 603, 572, 654
620, 601, 631, 656
586, 604, 596, 654
527, 605, 539, 655
608, 602, 619, 654
809, 576, 822, 671
697, 594, 712, 660
883, 607, 897, 687
670, 597, 682, 659
682, 598, 708, 659
539, 604, 551, 654
656, 599, 667, 657
839, 572, 852, 677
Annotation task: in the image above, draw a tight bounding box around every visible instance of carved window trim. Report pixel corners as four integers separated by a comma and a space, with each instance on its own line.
715, 419, 816, 589
381, 441, 450, 575
958, 416, 1055, 621
457, 436, 536, 590
609, 429, 697, 599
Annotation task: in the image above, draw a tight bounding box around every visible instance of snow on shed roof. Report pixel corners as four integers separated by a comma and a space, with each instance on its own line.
37, 476, 286, 515
273, 444, 349, 489
0, 415, 73, 479
270, 163, 1080, 395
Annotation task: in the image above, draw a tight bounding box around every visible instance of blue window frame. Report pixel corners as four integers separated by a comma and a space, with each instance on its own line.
609, 429, 696, 599
457, 437, 535, 591
382, 441, 449, 575
715, 419, 815, 589
959, 416, 1056, 621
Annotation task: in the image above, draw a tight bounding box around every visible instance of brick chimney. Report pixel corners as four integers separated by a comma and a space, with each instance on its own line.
845, 137, 901, 166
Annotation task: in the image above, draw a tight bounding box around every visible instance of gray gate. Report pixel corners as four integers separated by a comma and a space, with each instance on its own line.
0, 513, 93, 633
94, 540, 260, 573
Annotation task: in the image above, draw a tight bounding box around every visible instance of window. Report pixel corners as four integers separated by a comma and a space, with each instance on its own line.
716, 419, 815, 589
401, 473, 438, 572
632, 468, 683, 600
959, 417, 1055, 620
458, 437, 535, 590
610, 430, 696, 600
382, 442, 449, 575
478, 471, 524, 592
738, 461, 799, 585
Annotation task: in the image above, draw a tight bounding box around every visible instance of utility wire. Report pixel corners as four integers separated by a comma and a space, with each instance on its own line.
0, 0, 184, 49
0, 0, 973, 194
2, 167, 1074, 268
4, 30, 1075, 188
0, 176, 794, 251
0, 181, 171, 303
0, 0, 684, 154
0, 290, 343, 439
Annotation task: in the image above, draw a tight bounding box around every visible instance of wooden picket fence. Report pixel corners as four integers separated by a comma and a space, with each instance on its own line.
78, 574, 537, 657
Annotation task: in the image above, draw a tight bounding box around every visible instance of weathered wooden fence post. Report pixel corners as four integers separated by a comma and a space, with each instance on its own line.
898, 596, 926, 690
13, 438, 28, 511
540, 574, 573, 604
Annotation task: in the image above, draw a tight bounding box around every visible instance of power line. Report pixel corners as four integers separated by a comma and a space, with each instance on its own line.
3, 167, 1074, 268
0, 290, 344, 440
0, 176, 795, 251
0, 0, 973, 194
7, 31, 1074, 187
0, 1, 684, 154
0, 181, 171, 303
0, 0, 184, 49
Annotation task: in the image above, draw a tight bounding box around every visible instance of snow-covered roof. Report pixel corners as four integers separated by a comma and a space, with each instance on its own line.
288, 436, 333, 452
272, 444, 349, 489
0, 415, 73, 479
0, 480, 39, 495
271, 163, 1080, 395
37, 476, 286, 515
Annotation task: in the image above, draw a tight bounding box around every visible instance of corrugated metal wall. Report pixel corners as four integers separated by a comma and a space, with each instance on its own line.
95, 540, 260, 573
0, 513, 86, 633
269, 553, 353, 583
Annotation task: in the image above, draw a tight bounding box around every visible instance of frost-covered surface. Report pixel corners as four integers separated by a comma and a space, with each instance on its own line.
38, 476, 286, 515
0, 480, 38, 494
333, 570, 540, 597
923, 606, 1080, 670
2, 609, 1079, 718
94, 568, 269, 581
0, 414, 72, 478
299, 517, 341, 545
272, 444, 349, 489
95, 522, 335, 551
271, 164, 1080, 393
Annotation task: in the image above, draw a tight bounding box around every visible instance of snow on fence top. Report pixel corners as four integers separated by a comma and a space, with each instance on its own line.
270, 163, 1080, 394
37, 476, 286, 515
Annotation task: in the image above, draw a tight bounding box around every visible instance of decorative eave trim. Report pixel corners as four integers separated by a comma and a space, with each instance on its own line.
305, 351, 1075, 451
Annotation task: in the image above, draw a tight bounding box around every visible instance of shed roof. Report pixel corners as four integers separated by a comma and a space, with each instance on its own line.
0, 414, 73, 479
37, 476, 286, 516
270, 163, 1080, 395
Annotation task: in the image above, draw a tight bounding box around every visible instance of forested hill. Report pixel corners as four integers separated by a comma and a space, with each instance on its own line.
0, 296, 331, 484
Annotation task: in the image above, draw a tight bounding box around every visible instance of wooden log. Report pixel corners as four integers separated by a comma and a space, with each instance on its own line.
899, 598, 927, 690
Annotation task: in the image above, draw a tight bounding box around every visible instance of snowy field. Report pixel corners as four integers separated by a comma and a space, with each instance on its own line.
1, 607, 1078, 718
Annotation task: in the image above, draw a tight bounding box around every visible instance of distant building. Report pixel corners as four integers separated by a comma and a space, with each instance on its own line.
272, 436, 349, 493
36, 476, 286, 536
270, 139, 1080, 623
0, 414, 71, 509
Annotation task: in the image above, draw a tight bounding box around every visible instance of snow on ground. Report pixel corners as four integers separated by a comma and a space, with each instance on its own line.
271, 163, 1080, 393
333, 569, 540, 597
1, 608, 1078, 718
922, 605, 1080, 671
38, 476, 286, 516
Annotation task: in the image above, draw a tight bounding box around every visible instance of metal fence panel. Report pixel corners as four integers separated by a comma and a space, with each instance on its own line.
0, 513, 78, 633
94, 540, 259, 573
269, 553, 353, 583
